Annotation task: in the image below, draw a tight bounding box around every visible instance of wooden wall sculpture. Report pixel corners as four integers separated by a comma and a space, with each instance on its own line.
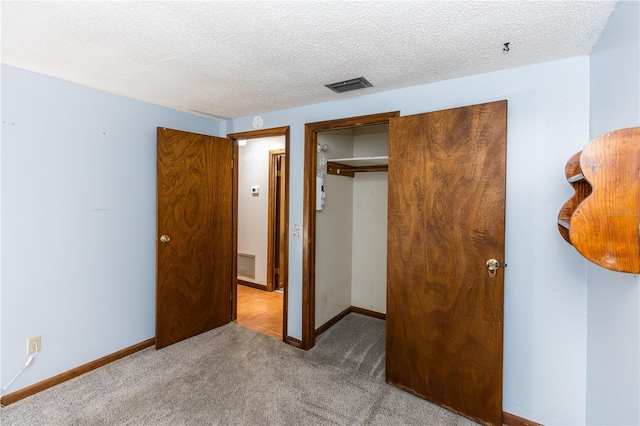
558, 127, 640, 273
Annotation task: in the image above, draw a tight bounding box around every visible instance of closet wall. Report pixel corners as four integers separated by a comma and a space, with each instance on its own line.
315, 125, 389, 329
351, 126, 388, 313
315, 130, 354, 326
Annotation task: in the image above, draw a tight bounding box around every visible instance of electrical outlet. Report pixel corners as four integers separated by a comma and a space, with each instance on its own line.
27, 336, 41, 355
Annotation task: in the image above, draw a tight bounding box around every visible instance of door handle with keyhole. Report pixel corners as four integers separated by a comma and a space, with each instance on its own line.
160, 235, 171, 243
486, 259, 500, 277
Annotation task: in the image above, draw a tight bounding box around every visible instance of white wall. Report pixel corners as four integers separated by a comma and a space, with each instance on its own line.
237, 136, 285, 286
223, 56, 592, 424
315, 130, 353, 327
351, 125, 388, 313
0, 65, 218, 394
587, 1, 640, 424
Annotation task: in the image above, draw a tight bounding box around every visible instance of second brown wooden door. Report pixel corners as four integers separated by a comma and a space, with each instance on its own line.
277, 154, 287, 290
386, 101, 507, 425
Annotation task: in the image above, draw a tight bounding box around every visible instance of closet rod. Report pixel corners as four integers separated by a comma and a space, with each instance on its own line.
332, 166, 388, 174
337, 167, 387, 172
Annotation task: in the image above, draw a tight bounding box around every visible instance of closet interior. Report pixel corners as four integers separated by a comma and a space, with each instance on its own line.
315, 124, 389, 332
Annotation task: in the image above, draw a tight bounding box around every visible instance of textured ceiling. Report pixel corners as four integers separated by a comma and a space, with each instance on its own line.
1, 1, 615, 120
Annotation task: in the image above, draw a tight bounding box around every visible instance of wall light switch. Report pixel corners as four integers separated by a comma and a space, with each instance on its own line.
251, 186, 259, 195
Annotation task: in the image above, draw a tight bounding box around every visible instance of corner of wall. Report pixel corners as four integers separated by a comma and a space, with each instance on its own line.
586, 0, 640, 423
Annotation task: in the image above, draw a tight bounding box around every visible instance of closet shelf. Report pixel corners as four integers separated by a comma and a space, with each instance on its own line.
567, 173, 585, 183
327, 156, 388, 177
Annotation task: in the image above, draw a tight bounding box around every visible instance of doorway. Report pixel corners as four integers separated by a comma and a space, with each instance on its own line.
228, 127, 290, 341
314, 124, 390, 336
267, 149, 287, 292
301, 112, 399, 349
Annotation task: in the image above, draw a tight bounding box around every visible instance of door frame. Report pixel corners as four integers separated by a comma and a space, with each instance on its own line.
267, 149, 286, 292
227, 126, 290, 339
301, 112, 400, 350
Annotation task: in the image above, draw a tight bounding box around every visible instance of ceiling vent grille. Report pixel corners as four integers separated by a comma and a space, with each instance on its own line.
325, 77, 373, 93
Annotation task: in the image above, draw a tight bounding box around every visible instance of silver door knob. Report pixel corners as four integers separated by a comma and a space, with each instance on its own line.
160, 235, 171, 243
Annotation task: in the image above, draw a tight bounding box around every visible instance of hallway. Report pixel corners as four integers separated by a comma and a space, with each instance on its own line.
235, 284, 283, 339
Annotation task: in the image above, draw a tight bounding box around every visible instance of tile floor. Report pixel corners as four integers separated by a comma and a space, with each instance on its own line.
236, 284, 284, 339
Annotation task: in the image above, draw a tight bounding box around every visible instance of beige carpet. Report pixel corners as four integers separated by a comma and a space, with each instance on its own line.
1, 314, 478, 425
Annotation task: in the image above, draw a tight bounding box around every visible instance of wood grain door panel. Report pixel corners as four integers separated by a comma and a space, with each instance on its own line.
386, 101, 507, 425
156, 128, 233, 350
278, 154, 287, 290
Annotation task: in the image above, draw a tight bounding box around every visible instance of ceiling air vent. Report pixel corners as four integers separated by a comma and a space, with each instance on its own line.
325, 77, 373, 93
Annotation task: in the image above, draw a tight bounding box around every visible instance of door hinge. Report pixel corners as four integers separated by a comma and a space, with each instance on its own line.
231, 159, 234, 168
277, 170, 281, 177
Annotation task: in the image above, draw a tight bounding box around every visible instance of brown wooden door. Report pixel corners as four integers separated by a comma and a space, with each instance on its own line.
277, 154, 287, 290
156, 127, 233, 349
386, 101, 507, 425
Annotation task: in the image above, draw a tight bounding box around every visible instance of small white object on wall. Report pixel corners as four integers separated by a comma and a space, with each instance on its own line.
252, 115, 264, 129
251, 185, 259, 195
316, 174, 325, 211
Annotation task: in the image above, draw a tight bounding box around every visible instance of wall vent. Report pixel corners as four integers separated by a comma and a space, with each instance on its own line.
325, 77, 373, 93
238, 253, 255, 279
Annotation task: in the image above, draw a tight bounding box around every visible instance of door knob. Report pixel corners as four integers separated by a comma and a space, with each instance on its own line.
160, 235, 171, 243
486, 259, 500, 277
